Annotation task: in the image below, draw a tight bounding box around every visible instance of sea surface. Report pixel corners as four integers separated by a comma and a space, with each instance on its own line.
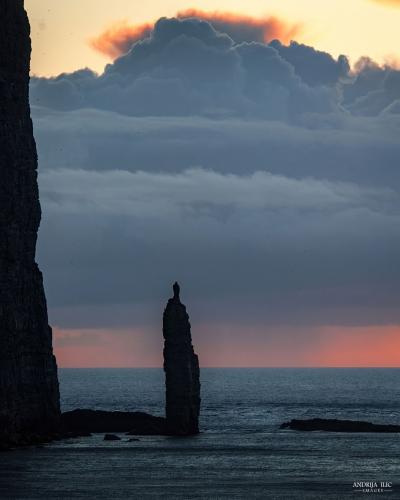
1, 368, 400, 499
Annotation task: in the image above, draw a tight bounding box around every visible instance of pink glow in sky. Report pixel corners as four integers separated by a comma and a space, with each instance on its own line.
54, 325, 400, 368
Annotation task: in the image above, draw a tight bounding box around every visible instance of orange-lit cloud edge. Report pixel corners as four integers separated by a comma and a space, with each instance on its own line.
54, 325, 400, 368
372, 0, 400, 6
90, 8, 302, 59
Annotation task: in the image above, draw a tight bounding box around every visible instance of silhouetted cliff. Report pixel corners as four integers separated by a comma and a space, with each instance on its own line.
0, 0, 60, 447
163, 282, 200, 435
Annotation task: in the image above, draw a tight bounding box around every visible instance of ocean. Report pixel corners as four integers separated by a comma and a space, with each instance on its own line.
1, 368, 400, 499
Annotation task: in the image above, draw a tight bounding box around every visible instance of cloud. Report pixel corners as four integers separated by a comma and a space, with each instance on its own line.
37, 165, 400, 331
90, 21, 153, 60
35, 17, 400, 121
31, 17, 342, 120
41, 167, 388, 216
346, 65, 400, 116
90, 9, 301, 59
33, 16, 400, 120
178, 9, 301, 45
270, 40, 349, 86
32, 108, 400, 189
28, 15, 400, 365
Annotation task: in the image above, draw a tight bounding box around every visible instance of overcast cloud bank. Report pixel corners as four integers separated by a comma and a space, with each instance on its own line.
30, 16, 400, 351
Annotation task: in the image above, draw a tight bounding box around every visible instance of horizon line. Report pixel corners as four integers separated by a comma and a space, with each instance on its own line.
57, 365, 400, 369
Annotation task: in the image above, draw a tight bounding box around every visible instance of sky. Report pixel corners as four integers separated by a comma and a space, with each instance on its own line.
26, 0, 400, 76
25, 1, 400, 367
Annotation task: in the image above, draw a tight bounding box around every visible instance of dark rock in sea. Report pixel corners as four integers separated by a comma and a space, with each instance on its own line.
281, 418, 400, 433
104, 434, 121, 441
0, 0, 60, 448
163, 282, 201, 436
60, 284, 201, 439
62, 409, 167, 435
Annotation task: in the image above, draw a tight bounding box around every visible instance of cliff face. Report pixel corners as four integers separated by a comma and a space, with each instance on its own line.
0, 0, 60, 445
163, 283, 200, 435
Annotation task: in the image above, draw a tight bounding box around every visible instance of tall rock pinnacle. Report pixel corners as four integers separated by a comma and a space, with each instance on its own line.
163, 282, 200, 435
0, 0, 60, 445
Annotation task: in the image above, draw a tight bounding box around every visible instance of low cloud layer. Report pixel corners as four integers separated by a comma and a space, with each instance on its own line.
32, 109, 400, 189
37, 162, 400, 327
30, 15, 400, 365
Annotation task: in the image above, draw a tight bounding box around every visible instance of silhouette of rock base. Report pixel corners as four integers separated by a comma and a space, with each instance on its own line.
61, 409, 167, 435
103, 434, 121, 441
281, 418, 400, 433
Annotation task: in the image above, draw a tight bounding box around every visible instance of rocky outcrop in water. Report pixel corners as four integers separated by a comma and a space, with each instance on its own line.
0, 0, 60, 447
60, 284, 200, 439
281, 418, 400, 433
163, 282, 200, 435
62, 409, 166, 436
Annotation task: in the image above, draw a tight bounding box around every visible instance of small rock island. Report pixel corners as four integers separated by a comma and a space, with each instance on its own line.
281, 418, 400, 433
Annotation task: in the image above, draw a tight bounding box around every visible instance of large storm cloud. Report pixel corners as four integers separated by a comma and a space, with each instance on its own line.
31, 16, 400, 119
30, 16, 400, 361
30, 17, 345, 120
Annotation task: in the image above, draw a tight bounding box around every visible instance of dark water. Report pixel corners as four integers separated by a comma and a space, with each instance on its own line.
1, 368, 400, 499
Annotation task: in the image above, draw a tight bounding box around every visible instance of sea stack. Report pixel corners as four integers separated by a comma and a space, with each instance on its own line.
163, 282, 200, 435
0, 0, 60, 446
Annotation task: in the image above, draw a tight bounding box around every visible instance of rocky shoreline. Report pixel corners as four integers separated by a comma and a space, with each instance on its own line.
1, 282, 201, 450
